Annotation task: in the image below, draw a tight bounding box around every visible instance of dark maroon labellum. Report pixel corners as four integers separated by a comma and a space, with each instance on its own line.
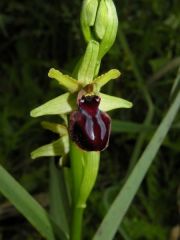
69, 95, 111, 151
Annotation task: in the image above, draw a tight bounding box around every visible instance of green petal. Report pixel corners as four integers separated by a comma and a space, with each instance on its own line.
93, 69, 121, 91
41, 121, 68, 136
99, 93, 133, 112
48, 68, 79, 93
30, 93, 76, 117
31, 136, 69, 159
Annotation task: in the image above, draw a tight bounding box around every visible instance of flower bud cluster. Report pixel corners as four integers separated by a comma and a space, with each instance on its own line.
81, 0, 118, 59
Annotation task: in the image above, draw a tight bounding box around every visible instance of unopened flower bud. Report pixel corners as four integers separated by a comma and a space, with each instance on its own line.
81, 0, 118, 60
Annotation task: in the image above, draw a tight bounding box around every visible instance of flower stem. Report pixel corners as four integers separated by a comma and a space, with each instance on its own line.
70, 206, 84, 240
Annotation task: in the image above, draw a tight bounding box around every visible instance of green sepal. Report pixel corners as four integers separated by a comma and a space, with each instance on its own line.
31, 135, 69, 159
48, 68, 79, 93
30, 93, 76, 117
41, 121, 68, 136
78, 40, 99, 86
99, 93, 133, 112
59, 114, 68, 126
93, 69, 121, 91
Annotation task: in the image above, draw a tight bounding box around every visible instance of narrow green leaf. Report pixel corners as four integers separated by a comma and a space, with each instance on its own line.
49, 160, 70, 239
78, 40, 99, 85
112, 120, 154, 133
170, 66, 180, 98
93, 91, 180, 240
30, 93, 76, 117
0, 165, 55, 240
31, 136, 69, 159
93, 69, 121, 91
48, 68, 79, 93
118, 226, 132, 240
112, 120, 179, 152
99, 93, 133, 112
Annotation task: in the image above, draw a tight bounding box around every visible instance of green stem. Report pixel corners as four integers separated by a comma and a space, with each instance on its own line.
70, 207, 84, 240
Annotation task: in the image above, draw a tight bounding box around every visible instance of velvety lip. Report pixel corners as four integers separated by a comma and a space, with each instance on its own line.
69, 95, 111, 151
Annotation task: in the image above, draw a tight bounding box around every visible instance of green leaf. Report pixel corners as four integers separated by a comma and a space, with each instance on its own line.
112, 120, 154, 133
99, 93, 133, 112
93, 90, 180, 240
0, 165, 55, 240
93, 69, 121, 91
49, 160, 70, 239
48, 68, 79, 93
78, 40, 99, 85
119, 226, 132, 240
170, 66, 180, 98
31, 136, 69, 159
30, 93, 76, 117
77, 151, 100, 208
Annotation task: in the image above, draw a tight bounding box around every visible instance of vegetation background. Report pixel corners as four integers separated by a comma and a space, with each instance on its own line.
0, 0, 179, 239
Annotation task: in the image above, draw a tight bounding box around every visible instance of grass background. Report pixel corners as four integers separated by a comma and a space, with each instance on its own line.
0, 0, 180, 239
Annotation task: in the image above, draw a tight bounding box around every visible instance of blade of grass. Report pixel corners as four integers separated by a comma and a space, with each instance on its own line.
93, 90, 180, 240
0, 165, 55, 240
170, 66, 180, 98
49, 160, 70, 239
118, 226, 132, 240
112, 120, 179, 152
112, 120, 154, 134
118, 27, 154, 170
